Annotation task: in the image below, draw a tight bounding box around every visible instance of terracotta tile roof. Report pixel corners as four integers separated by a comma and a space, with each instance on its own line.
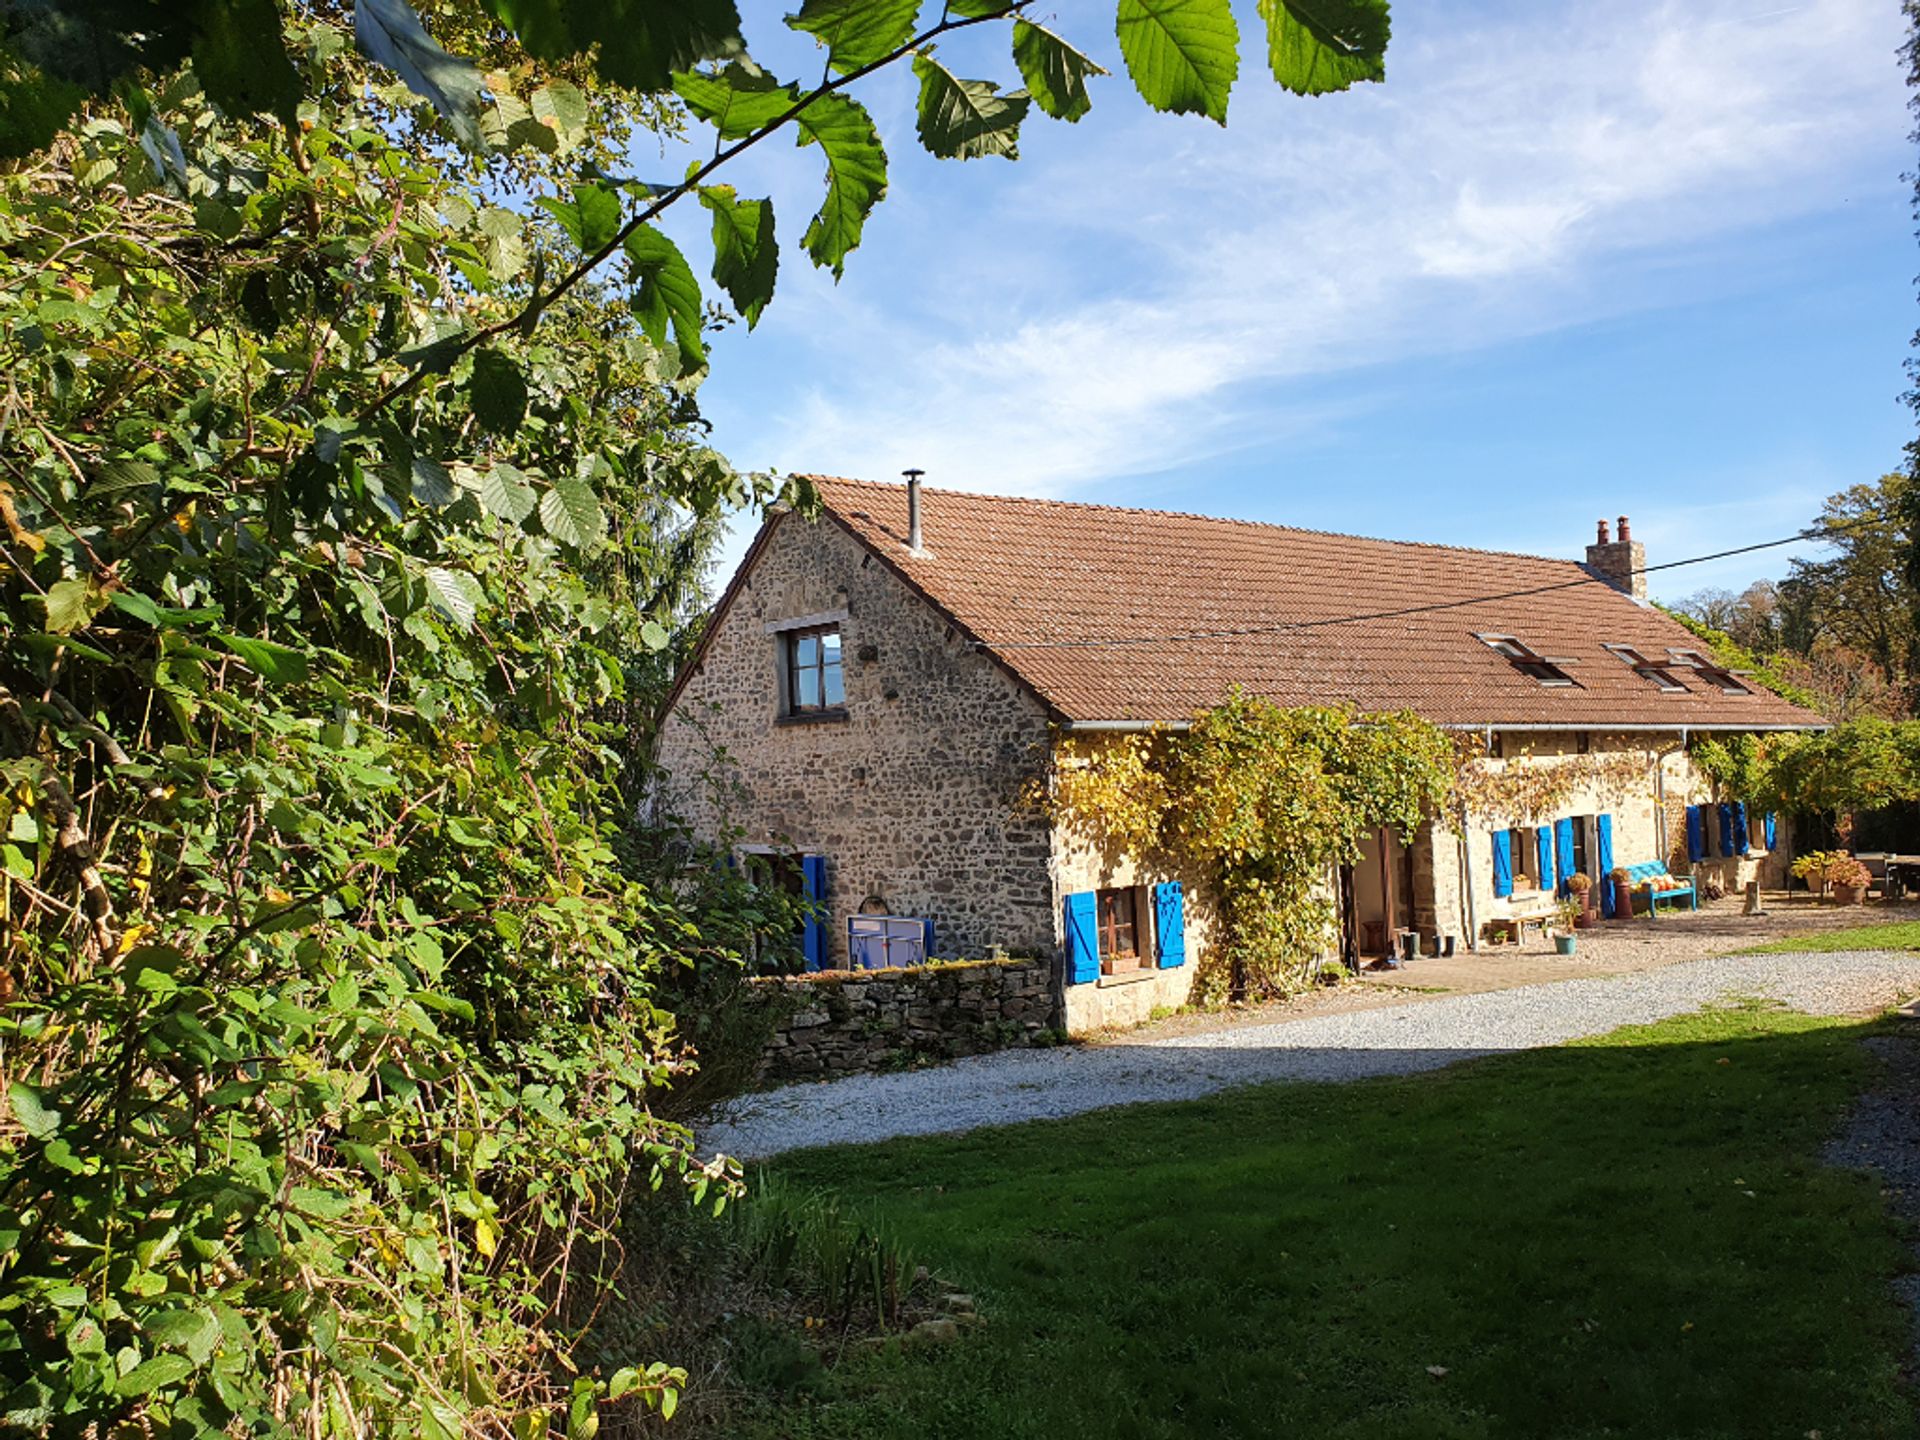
807, 475, 1823, 731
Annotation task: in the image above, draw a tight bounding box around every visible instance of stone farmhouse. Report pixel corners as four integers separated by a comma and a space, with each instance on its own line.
653, 476, 1823, 1033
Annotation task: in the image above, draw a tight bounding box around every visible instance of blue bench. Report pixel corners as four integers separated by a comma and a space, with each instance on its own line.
1619, 861, 1696, 919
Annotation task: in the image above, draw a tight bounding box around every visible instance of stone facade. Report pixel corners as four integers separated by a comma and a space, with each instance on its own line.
748, 957, 1059, 1083
654, 510, 1057, 967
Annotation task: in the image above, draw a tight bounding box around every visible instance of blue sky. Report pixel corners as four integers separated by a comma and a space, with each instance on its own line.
645, 0, 1915, 605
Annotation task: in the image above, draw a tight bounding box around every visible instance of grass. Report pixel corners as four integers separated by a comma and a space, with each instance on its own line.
1739, 919, 1920, 954
737, 1004, 1918, 1440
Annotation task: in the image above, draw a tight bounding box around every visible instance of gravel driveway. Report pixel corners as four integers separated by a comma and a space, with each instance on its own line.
702, 951, 1920, 1159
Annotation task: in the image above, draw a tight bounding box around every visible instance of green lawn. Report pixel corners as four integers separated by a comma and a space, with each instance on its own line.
748, 1006, 1918, 1440
1740, 920, 1920, 953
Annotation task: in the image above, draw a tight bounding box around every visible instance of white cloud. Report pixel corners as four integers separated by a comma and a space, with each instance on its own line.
695, 0, 1906, 509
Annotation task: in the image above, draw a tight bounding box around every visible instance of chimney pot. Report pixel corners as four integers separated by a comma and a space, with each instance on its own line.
1617, 515, 1631, 544
1596, 519, 1610, 545
903, 468, 925, 553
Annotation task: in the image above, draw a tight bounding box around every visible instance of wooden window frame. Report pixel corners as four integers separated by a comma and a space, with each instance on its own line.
1667, 648, 1751, 695
782, 623, 846, 717
1096, 886, 1152, 974
1604, 643, 1687, 692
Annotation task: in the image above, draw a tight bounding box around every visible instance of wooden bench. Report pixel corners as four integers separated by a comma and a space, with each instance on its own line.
1620, 861, 1696, 919
1486, 899, 1558, 945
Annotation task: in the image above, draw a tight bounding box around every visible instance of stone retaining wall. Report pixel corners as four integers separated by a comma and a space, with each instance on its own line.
751, 957, 1060, 1084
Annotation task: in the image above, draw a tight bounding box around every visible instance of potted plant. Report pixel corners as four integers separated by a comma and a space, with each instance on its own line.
1551, 899, 1581, 955
1609, 866, 1634, 920
1791, 850, 1840, 901
1830, 856, 1872, 906
1567, 872, 1595, 928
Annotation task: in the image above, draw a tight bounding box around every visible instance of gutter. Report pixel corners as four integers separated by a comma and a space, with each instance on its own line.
1438, 722, 1824, 734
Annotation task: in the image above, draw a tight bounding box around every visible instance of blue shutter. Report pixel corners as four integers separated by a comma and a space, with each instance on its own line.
1153, 882, 1186, 969
1732, 801, 1751, 856
1554, 818, 1576, 895
1064, 891, 1099, 984
1685, 806, 1705, 863
1492, 829, 1513, 898
920, 918, 936, 963
801, 855, 828, 971
1596, 814, 1616, 918
1535, 827, 1553, 894
1716, 803, 1735, 858
1764, 812, 1778, 850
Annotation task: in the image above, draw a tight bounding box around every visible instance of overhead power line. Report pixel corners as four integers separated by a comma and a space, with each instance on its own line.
981, 514, 1890, 653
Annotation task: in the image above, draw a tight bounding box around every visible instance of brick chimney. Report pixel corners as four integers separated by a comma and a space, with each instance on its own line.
1584, 514, 1645, 599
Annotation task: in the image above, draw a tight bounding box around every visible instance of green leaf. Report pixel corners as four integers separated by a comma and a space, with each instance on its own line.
530, 79, 589, 140
146, 1308, 222, 1367
699, 187, 777, 328
41, 576, 110, 635
411, 456, 458, 507
788, 0, 923, 76
483, 0, 744, 93
92, 458, 164, 495
1115, 0, 1239, 124
623, 226, 706, 372
114, 1353, 195, 1398
794, 92, 887, 278
190, 0, 302, 125
1258, 0, 1388, 95
911, 51, 1029, 161
540, 181, 623, 252
423, 567, 486, 631
1012, 20, 1107, 122
475, 462, 538, 524
354, 0, 491, 150
640, 620, 670, 651
672, 62, 795, 139
539, 475, 605, 549
289, 1185, 355, 1220
215, 634, 310, 684
469, 348, 529, 436
9, 1082, 59, 1140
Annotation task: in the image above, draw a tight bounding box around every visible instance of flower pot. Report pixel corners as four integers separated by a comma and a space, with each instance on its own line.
1573, 911, 1595, 930
1832, 882, 1867, 907
1553, 934, 1577, 956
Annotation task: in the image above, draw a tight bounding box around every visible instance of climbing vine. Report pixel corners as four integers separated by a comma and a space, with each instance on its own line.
1449, 737, 1655, 824
1047, 693, 1454, 1002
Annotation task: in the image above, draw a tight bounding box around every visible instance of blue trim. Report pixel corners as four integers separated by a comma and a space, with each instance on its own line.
1554, 818, 1577, 896
1153, 882, 1186, 968
801, 855, 828, 971
1492, 829, 1513, 898
1731, 801, 1751, 856
1685, 807, 1705, 863
920, 918, 936, 961
1764, 812, 1778, 850
1064, 892, 1099, 984
1535, 827, 1554, 896
1596, 814, 1616, 918
1717, 803, 1736, 859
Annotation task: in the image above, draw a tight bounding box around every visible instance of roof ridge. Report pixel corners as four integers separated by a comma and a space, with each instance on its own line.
799, 472, 1592, 570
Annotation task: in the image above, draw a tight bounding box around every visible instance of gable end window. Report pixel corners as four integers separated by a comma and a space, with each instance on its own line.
1667, 648, 1750, 695
1476, 633, 1576, 687
784, 625, 845, 714
1604, 643, 1686, 692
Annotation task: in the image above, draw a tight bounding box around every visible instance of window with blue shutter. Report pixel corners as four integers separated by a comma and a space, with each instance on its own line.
920, 918, 936, 961
1064, 891, 1099, 984
1685, 806, 1705, 863
1492, 829, 1513, 898
1554, 818, 1576, 896
1716, 802, 1735, 859
1596, 814, 1616, 917
1731, 801, 1751, 856
1535, 827, 1554, 896
1764, 812, 1778, 850
1153, 882, 1186, 969
801, 855, 828, 971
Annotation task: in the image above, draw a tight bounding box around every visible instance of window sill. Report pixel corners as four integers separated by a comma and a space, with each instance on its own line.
1097, 967, 1159, 988
776, 708, 850, 727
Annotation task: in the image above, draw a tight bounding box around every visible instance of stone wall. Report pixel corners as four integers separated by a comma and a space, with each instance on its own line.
750, 958, 1060, 1083
653, 509, 1057, 965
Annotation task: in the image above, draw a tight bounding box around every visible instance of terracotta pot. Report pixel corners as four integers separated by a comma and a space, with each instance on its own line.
1832, 883, 1867, 907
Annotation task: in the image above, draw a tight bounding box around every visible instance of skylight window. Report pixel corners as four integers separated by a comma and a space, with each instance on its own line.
1604, 643, 1686, 693
1476, 634, 1576, 687
1668, 648, 1750, 695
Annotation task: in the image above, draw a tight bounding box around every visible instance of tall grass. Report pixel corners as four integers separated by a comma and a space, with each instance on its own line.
725, 1174, 915, 1330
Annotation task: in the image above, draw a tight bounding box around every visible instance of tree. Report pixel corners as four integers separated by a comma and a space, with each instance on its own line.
0, 0, 1397, 1433
1778, 474, 1916, 685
